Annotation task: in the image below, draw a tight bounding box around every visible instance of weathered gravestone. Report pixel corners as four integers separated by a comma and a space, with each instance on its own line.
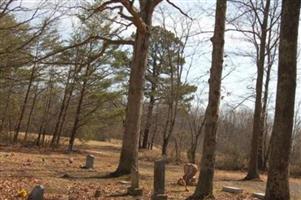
127, 166, 143, 196
27, 185, 44, 200
83, 154, 95, 169
252, 192, 265, 199
222, 186, 243, 194
152, 159, 168, 200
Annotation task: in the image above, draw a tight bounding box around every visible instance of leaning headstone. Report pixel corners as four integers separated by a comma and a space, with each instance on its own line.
127, 166, 143, 196
84, 155, 95, 169
252, 192, 265, 199
27, 185, 44, 200
152, 159, 168, 200
222, 186, 243, 194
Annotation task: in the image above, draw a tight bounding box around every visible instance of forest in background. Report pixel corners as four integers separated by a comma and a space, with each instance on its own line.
0, 0, 301, 199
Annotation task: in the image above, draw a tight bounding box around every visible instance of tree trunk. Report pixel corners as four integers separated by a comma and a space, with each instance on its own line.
55, 88, 73, 145
162, 138, 169, 156
187, 0, 227, 199
113, 2, 156, 176
24, 84, 39, 143
14, 65, 36, 142
174, 137, 181, 163
188, 118, 205, 164
36, 77, 53, 146
0, 79, 12, 134
148, 108, 159, 150
260, 52, 273, 171
142, 50, 159, 149
265, 0, 300, 199
245, 0, 270, 180
260, 16, 278, 170
51, 67, 72, 146
187, 144, 197, 164
55, 57, 82, 146
68, 64, 89, 151
142, 85, 156, 149
162, 114, 177, 156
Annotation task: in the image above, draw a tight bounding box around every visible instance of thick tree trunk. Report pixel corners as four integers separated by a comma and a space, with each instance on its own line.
113, 2, 156, 176
265, 0, 300, 199
245, 0, 270, 180
0, 79, 12, 134
114, 31, 151, 175
187, 0, 227, 199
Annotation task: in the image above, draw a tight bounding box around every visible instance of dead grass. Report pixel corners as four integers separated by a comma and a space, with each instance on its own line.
0, 136, 300, 200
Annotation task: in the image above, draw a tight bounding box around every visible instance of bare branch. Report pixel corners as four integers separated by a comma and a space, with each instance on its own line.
165, 0, 193, 20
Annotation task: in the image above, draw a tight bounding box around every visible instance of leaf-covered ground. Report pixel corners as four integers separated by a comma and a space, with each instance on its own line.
0, 139, 300, 200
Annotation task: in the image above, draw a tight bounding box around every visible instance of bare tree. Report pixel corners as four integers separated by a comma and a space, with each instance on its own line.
93, 0, 164, 176
265, 0, 300, 198
229, 0, 281, 178
13, 51, 39, 143
185, 96, 206, 164
187, 0, 227, 199
23, 83, 42, 142
245, 0, 271, 180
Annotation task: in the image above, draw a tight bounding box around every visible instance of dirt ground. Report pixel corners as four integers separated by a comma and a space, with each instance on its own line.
0, 138, 300, 200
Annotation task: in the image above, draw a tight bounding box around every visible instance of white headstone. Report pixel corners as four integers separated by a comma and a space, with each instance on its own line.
252, 192, 265, 199
222, 186, 243, 194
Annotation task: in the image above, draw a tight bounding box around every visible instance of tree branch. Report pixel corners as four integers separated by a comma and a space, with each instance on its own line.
165, 0, 192, 20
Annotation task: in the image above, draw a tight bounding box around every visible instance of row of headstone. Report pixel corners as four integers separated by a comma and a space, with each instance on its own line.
27, 155, 264, 200
27, 154, 95, 200
126, 160, 264, 200
127, 159, 168, 199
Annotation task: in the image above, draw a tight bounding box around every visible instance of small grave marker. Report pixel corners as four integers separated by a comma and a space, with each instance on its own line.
81, 155, 95, 169
222, 186, 243, 194
127, 166, 143, 196
27, 185, 44, 200
152, 159, 168, 200
252, 192, 265, 199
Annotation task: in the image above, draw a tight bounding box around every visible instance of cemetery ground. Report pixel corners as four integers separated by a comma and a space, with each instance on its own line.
0, 135, 301, 200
